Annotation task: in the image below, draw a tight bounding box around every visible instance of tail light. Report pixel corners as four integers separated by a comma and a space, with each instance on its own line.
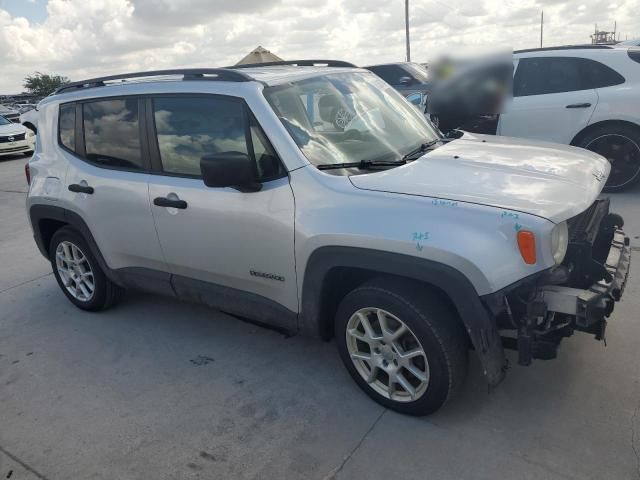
25, 163, 31, 185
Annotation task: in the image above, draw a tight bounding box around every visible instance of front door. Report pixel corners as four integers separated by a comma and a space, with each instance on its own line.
145, 95, 298, 325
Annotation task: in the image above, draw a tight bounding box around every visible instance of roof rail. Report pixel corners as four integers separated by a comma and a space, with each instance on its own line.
229, 59, 358, 69
514, 44, 613, 54
54, 68, 252, 95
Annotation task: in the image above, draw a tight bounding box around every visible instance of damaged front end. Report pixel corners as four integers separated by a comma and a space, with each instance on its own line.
485, 198, 631, 366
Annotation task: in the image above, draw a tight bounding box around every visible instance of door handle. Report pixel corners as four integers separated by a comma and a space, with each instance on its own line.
565, 103, 592, 109
153, 196, 188, 209
68, 183, 94, 194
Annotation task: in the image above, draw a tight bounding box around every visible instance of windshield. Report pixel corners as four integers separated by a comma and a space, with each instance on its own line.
405, 63, 430, 83
0, 115, 11, 126
263, 72, 439, 169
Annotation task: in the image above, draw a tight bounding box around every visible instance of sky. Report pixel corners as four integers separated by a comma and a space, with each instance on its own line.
0, 0, 638, 93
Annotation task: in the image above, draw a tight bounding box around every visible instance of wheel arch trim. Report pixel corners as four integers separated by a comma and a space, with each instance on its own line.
570, 119, 640, 146
300, 246, 506, 386
28, 204, 123, 286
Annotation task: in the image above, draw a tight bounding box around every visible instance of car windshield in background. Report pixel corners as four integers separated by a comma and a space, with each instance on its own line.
263, 72, 439, 170
0, 115, 11, 126
405, 63, 430, 83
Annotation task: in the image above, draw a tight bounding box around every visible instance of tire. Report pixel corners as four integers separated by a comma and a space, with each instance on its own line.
49, 227, 124, 311
575, 124, 640, 192
335, 277, 468, 416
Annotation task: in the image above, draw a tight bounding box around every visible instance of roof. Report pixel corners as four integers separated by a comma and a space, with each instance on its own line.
49, 61, 363, 98
236, 46, 283, 65
363, 62, 413, 68
230, 65, 366, 86
513, 44, 614, 54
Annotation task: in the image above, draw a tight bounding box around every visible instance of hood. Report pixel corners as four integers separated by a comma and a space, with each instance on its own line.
0, 122, 25, 136
349, 133, 609, 223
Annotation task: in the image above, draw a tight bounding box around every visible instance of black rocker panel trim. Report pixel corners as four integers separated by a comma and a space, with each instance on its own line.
171, 275, 297, 333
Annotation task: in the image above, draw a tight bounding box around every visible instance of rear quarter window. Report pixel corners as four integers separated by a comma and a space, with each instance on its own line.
628, 48, 640, 64
58, 104, 76, 152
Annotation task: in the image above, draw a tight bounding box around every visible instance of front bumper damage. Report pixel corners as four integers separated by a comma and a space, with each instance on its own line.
542, 229, 630, 338
486, 199, 631, 367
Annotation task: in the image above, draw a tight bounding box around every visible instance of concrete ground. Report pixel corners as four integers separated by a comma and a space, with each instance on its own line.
1, 153, 639, 480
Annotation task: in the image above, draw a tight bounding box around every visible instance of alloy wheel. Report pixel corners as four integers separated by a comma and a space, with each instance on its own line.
345, 307, 430, 402
55, 241, 95, 302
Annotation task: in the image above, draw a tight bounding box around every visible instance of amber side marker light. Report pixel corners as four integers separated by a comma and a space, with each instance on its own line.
517, 230, 536, 264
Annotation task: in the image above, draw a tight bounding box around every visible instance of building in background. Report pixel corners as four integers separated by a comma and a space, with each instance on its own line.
236, 46, 283, 65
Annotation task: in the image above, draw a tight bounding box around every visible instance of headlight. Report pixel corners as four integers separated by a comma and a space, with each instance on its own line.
551, 221, 569, 265
26, 130, 36, 138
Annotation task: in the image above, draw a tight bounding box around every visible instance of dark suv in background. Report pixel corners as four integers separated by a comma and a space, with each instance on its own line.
364, 62, 430, 109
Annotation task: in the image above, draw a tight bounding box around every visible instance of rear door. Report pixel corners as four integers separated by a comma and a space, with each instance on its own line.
498, 56, 598, 144
61, 97, 167, 274
145, 94, 297, 324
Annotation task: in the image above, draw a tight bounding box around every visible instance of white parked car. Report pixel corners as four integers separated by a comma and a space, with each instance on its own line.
0, 115, 36, 157
0, 104, 20, 123
19, 106, 39, 134
499, 45, 640, 191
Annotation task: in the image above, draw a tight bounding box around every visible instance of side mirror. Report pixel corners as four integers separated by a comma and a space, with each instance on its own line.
200, 152, 262, 192
399, 76, 413, 85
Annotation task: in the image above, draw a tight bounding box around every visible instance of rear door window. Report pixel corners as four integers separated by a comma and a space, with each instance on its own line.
514, 56, 624, 96
580, 58, 625, 88
514, 57, 582, 96
82, 98, 144, 170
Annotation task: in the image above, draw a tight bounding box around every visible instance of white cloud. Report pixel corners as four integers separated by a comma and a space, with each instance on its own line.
0, 0, 638, 92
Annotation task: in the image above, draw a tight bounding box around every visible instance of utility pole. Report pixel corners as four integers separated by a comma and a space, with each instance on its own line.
405, 0, 411, 62
540, 10, 544, 48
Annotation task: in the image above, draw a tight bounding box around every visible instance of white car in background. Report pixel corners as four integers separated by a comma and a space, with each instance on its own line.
498, 45, 640, 191
0, 115, 36, 157
0, 104, 20, 123
19, 106, 39, 134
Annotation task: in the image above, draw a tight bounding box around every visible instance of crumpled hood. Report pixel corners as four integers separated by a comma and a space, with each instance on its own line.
0, 123, 25, 136
349, 133, 610, 222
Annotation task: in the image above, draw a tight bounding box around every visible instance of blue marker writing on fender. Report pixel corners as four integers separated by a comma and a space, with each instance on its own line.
412, 231, 430, 251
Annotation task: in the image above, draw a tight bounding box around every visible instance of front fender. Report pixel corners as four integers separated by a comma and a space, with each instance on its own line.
300, 246, 507, 387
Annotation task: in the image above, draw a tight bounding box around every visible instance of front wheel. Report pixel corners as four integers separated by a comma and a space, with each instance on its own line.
335, 278, 468, 416
576, 125, 640, 192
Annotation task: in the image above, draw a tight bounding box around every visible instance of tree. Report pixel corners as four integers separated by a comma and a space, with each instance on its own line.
23, 72, 70, 97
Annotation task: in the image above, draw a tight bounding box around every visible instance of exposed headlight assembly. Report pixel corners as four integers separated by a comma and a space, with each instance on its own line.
551, 221, 569, 265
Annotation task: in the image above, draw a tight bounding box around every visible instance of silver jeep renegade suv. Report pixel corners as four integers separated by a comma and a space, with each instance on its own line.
26, 60, 631, 415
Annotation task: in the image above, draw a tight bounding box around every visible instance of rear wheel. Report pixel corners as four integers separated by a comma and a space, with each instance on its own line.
576, 125, 640, 192
335, 278, 468, 416
50, 227, 124, 311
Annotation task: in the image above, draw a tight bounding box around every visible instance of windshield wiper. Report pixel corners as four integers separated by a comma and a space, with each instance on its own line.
317, 159, 407, 171
402, 139, 442, 161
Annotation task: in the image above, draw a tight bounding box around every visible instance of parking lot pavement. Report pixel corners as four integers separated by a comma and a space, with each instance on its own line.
1, 154, 639, 480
